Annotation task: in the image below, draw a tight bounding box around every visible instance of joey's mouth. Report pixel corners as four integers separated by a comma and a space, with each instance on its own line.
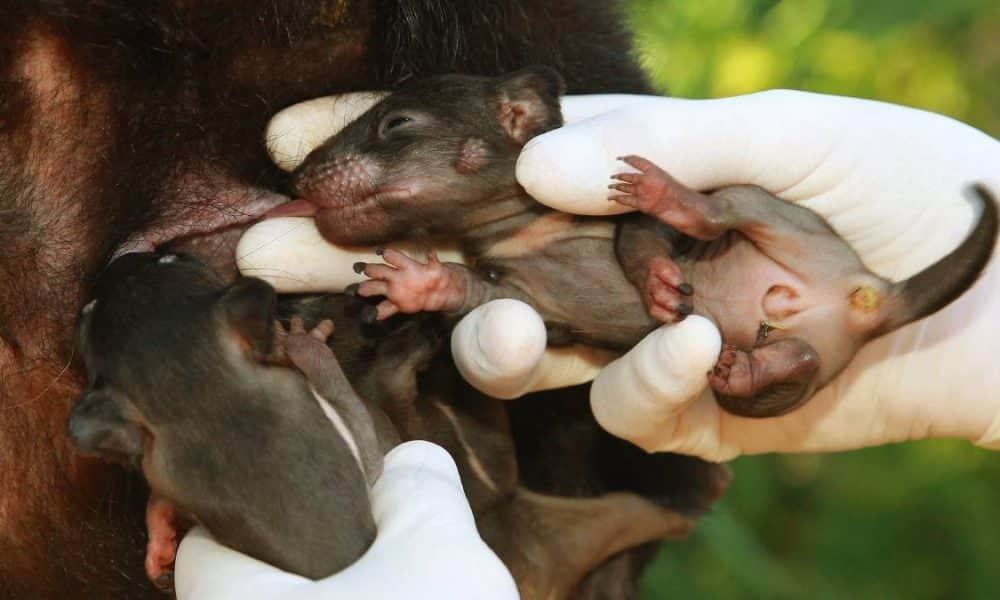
297, 185, 415, 213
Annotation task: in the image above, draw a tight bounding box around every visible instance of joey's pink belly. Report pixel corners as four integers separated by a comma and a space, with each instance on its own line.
681, 232, 799, 348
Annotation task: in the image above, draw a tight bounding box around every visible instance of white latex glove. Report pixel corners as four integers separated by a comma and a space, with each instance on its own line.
516, 90, 1000, 460
252, 89, 1000, 461
246, 94, 651, 394
174, 441, 517, 600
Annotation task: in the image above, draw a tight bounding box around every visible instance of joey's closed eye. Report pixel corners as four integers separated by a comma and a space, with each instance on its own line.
378, 112, 418, 138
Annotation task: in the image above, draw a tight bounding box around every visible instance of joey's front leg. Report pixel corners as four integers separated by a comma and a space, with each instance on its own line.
610, 155, 731, 240
710, 339, 820, 418
353, 248, 524, 322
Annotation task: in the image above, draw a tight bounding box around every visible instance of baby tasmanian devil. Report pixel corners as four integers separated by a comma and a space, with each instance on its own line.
283, 66, 997, 418
67, 252, 392, 586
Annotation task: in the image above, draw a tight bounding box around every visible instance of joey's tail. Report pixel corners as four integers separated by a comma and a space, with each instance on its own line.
877, 184, 997, 336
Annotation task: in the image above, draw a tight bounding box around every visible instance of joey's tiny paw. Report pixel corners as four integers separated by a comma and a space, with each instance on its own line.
145, 545, 176, 591
354, 249, 464, 320
608, 155, 674, 214
642, 256, 693, 323
283, 316, 335, 356
145, 497, 179, 591
709, 346, 752, 397
152, 571, 174, 593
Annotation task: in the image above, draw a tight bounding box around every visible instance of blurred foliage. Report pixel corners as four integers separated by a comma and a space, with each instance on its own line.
628, 0, 1000, 134
626, 1, 1000, 597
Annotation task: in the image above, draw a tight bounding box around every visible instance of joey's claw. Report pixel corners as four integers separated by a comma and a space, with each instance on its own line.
311, 319, 335, 341
353, 261, 366, 274
611, 172, 640, 183
718, 345, 739, 366
619, 155, 656, 172
153, 573, 174, 592
374, 246, 385, 256
709, 346, 745, 394
376, 300, 401, 320
361, 304, 379, 324
380, 248, 419, 269
344, 283, 360, 296
642, 255, 693, 324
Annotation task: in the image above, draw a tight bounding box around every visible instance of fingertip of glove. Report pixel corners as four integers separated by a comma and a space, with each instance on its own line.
517, 127, 627, 215
383, 440, 461, 482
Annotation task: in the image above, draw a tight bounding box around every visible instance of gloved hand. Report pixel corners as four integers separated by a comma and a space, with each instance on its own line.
517, 90, 1000, 460
252, 88, 1000, 462
174, 441, 517, 600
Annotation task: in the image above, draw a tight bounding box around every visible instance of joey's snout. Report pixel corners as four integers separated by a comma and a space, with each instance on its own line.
291, 151, 381, 209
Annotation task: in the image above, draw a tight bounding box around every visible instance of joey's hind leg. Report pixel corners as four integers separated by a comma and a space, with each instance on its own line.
481, 489, 694, 599
610, 156, 730, 240
710, 339, 820, 418
355, 318, 444, 440
282, 317, 388, 483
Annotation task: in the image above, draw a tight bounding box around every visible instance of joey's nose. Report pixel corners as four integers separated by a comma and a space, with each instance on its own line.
290, 152, 378, 209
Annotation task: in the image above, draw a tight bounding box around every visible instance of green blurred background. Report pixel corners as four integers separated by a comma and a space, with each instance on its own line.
625, 1, 1000, 598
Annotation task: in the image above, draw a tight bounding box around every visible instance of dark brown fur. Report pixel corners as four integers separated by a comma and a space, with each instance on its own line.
0, 1, 660, 596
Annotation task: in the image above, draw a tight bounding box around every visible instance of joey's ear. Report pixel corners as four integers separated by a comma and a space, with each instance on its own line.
219, 277, 277, 355
494, 65, 566, 144
67, 389, 144, 466
762, 285, 807, 322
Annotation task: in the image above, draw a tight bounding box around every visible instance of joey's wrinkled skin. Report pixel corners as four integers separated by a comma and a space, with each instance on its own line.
68, 252, 390, 584
290, 67, 997, 418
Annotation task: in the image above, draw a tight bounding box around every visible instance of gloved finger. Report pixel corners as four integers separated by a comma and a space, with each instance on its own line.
369, 441, 477, 535
265, 92, 654, 173
310, 441, 517, 599
266, 92, 388, 172
236, 217, 463, 293
450, 299, 548, 399
175, 527, 313, 599
176, 441, 517, 600
518, 91, 1000, 279
589, 316, 731, 458
517, 91, 841, 216
450, 299, 618, 398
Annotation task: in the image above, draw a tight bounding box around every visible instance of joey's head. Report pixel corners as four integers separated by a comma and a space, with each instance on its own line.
289, 66, 566, 245
68, 251, 281, 469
